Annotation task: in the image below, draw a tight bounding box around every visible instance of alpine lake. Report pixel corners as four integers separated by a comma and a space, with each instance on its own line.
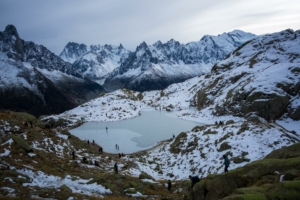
70, 108, 204, 154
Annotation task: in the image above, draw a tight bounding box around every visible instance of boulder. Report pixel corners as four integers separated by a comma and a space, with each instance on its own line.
12, 135, 33, 153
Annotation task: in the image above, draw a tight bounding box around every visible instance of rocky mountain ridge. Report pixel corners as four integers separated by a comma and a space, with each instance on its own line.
60, 42, 131, 81
102, 30, 256, 91
0, 25, 105, 117
59, 30, 256, 92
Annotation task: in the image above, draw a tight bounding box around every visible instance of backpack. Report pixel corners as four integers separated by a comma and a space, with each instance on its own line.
193, 176, 200, 183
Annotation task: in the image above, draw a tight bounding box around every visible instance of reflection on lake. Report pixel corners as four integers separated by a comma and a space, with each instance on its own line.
69, 109, 204, 154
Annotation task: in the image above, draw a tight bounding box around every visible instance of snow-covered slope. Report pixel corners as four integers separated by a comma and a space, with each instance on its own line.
0, 25, 105, 117
60, 42, 130, 80
103, 30, 256, 91
54, 28, 300, 180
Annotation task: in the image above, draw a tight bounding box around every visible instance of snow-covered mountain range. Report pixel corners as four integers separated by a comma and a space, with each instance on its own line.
60, 42, 130, 81
55, 28, 300, 179
0, 25, 105, 117
102, 30, 256, 91
60, 30, 256, 92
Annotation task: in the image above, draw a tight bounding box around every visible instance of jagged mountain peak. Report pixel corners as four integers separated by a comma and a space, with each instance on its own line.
199, 34, 212, 42
118, 43, 124, 49
104, 44, 113, 51
136, 41, 149, 50
66, 42, 87, 50
167, 38, 176, 44
59, 42, 88, 64
4, 24, 19, 38
165, 39, 181, 50
60, 41, 131, 79
153, 40, 163, 48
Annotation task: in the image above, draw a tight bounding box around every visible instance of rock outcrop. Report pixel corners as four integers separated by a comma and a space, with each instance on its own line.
191, 29, 300, 121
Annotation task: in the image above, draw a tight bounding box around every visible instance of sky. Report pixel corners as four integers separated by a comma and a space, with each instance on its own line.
0, 0, 299, 55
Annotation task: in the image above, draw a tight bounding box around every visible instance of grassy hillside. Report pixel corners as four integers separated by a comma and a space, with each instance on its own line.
186, 143, 300, 200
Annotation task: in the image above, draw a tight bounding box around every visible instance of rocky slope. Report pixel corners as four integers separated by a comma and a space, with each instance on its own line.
0, 25, 105, 117
192, 28, 300, 121
0, 109, 299, 199
0, 110, 191, 199
103, 30, 256, 91
60, 42, 130, 80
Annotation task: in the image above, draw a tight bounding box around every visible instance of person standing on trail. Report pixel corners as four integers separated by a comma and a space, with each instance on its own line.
223, 155, 230, 173
71, 150, 75, 159
114, 162, 118, 174
167, 180, 172, 192
189, 175, 200, 189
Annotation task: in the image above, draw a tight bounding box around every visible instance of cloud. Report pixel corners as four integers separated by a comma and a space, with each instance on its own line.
0, 0, 299, 55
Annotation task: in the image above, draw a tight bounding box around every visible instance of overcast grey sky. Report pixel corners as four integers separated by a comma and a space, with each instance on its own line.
0, 0, 299, 55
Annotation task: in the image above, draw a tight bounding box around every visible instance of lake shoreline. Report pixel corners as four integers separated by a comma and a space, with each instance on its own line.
69, 109, 202, 154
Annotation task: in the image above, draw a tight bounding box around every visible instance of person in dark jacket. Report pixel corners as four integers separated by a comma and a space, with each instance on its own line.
71, 150, 75, 159
167, 180, 172, 192
223, 154, 229, 173
189, 175, 200, 189
114, 162, 118, 174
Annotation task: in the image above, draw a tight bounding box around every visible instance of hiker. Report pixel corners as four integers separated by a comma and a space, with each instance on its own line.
121, 152, 124, 157
115, 144, 118, 149
93, 140, 95, 144
173, 134, 175, 139
87, 140, 90, 145
82, 156, 87, 163
119, 153, 121, 158
94, 160, 99, 166
114, 163, 118, 174
223, 154, 230, 173
167, 180, 172, 193
106, 127, 108, 131
71, 150, 75, 159
215, 121, 218, 125
189, 175, 200, 189
99, 147, 103, 154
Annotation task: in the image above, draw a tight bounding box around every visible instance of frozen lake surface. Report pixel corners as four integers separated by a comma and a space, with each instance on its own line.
70, 109, 204, 154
